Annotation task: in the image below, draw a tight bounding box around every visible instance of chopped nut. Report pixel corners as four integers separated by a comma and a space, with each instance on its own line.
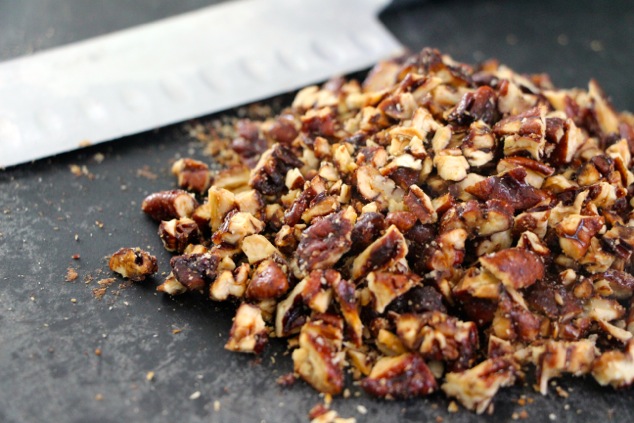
225, 303, 268, 354
442, 357, 518, 414
293, 317, 344, 395
361, 353, 437, 399
141, 189, 198, 222
158, 217, 201, 253
171, 158, 213, 194
109, 248, 158, 281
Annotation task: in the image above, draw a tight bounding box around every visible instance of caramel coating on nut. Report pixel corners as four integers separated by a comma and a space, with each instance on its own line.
109, 247, 157, 281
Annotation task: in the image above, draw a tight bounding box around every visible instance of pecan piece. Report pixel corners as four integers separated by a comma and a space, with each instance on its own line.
212, 210, 265, 245
466, 167, 547, 212
479, 248, 544, 290
296, 207, 356, 273
292, 316, 344, 395
275, 270, 333, 337
361, 353, 437, 399
351, 225, 408, 280
245, 259, 289, 300
158, 217, 201, 253
533, 339, 596, 394
442, 357, 518, 414
171, 158, 212, 194
141, 189, 198, 222
225, 303, 268, 354
249, 144, 303, 195
109, 247, 158, 281
331, 275, 363, 347
555, 214, 604, 260
367, 271, 418, 313
396, 311, 479, 371
404, 185, 437, 225
170, 252, 219, 291
592, 339, 634, 388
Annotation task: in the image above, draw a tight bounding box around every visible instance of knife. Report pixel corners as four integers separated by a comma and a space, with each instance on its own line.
0, 0, 404, 168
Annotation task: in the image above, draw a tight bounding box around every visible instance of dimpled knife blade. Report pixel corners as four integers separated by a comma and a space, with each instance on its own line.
0, 0, 404, 168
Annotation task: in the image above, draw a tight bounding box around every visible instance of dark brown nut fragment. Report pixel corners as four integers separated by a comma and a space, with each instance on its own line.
264, 114, 299, 144
301, 194, 340, 223
292, 316, 344, 395
350, 212, 386, 252
170, 252, 218, 291
367, 271, 418, 313
249, 144, 303, 195
386, 285, 446, 315
465, 167, 547, 212
446, 86, 498, 126
396, 311, 478, 371
212, 210, 265, 245
141, 189, 198, 222
461, 120, 496, 168
171, 158, 212, 194
384, 211, 417, 233
351, 225, 408, 280
442, 357, 518, 414
591, 269, 634, 300
491, 294, 541, 342
158, 217, 201, 253
404, 185, 437, 225
301, 107, 337, 138
555, 214, 604, 260
109, 247, 158, 281
245, 259, 289, 300
296, 206, 356, 273
479, 247, 544, 290
533, 339, 596, 394
592, 339, 634, 388
355, 165, 404, 210
275, 270, 333, 337
361, 353, 437, 399
331, 276, 363, 347
550, 118, 584, 165
494, 105, 546, 159
524, 278, 583, 322
284, 175, 327, 226
224, 303, 268, 354
602, 223, 634, 261
453, 267, 501, 326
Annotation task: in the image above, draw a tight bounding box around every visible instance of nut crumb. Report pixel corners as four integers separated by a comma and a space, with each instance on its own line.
146, 371, 155, 381
356, 405, 367, 415
94, 393, 103, 401
66, 267, 78, 282
95, 348, 102, 356
189, 391, 201, 400
172, 328, 182, 334
213, 400, 221, 412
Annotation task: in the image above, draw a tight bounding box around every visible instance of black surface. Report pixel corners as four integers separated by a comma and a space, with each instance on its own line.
1, 1, 634, 422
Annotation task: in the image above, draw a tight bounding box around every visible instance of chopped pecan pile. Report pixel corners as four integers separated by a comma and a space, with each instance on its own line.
125, 48, 634, 413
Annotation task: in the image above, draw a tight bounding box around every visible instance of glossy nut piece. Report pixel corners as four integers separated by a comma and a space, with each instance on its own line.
171, 158, 213, 194
109, 247, 158, 281
158, 217, 201, 253
141, 189, 198, 222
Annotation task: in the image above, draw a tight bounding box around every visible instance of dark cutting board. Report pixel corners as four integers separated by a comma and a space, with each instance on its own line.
1, 1, 633, 422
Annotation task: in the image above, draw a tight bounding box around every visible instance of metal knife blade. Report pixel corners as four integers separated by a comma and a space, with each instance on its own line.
0, 0, 404, 168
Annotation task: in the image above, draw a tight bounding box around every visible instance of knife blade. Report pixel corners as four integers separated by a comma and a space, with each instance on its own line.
0, 0, 404, 168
